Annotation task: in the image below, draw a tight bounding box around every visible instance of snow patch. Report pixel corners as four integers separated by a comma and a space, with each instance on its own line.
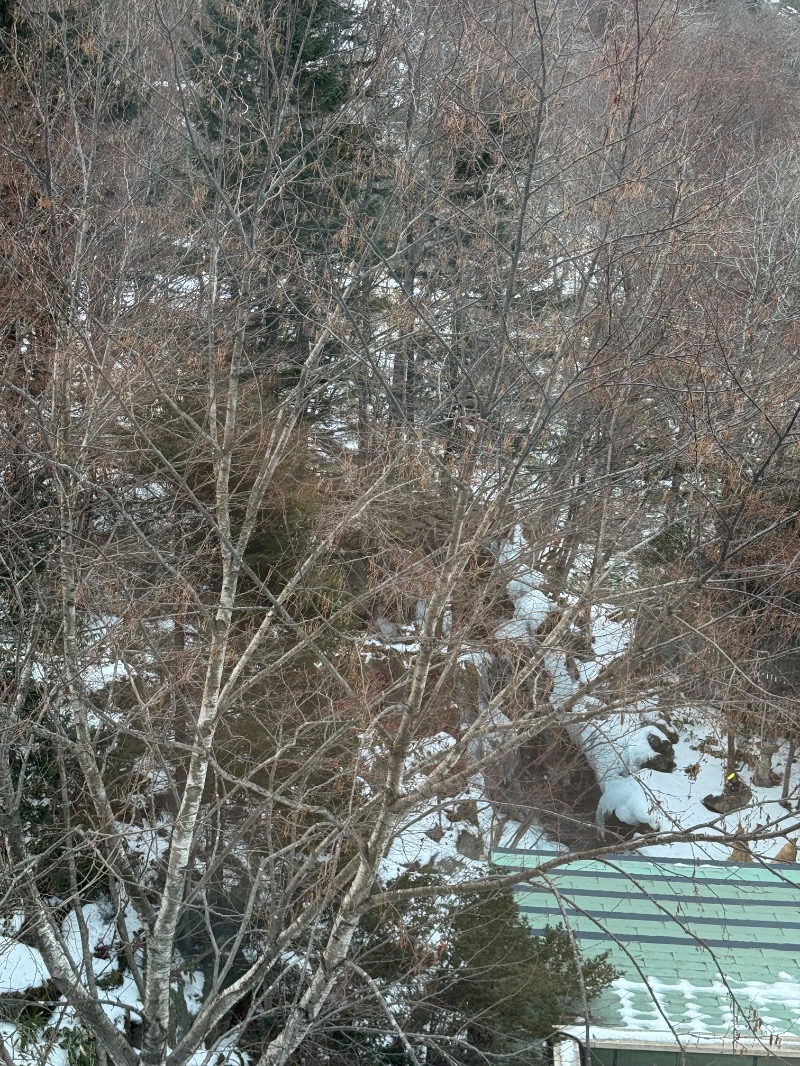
613, 974, 800, 1038
596, 777, 658, 830
0, 939, 48, 994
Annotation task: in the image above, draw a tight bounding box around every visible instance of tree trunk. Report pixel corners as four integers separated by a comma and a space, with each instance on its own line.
726, 725, 737, 777
753, 735, 780, 788
782, 736, 796, 805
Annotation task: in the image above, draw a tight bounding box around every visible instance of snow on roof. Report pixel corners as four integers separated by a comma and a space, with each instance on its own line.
553, 1025, 800, 1060
493, 849, 800, 1043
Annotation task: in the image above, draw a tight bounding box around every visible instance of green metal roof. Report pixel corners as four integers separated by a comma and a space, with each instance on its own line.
493, 848, 800, 1047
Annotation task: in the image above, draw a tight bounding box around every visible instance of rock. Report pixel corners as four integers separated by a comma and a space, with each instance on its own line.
424, 825, 445, 843
653, 717, 680, 746
374, 616, 401, 640
753, 766, 781, 788
773, 840, 797, 863
456, 829, 485, 860
633, 728, 677, 773
602, 812, 653, 839
728, 840, 752, 862
702, 786, 753, 815
596, 777, 659, 832
647, 731, 673, 755
641, 748, 676, 774
753, 738, 780, 788
444, 800, 479, 826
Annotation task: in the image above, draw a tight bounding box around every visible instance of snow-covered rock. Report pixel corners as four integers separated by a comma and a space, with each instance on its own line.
0, 939, 48, 994
537, 606, 673, 827
494, 528, 552, 644
543, 650, 576, 706
577, 708, 675, 785
498, 524, 534, 570
596, 777, 659, 831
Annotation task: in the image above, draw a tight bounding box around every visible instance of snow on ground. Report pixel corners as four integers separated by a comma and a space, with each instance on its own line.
119, 812, 172, 873
371, 523, 800, 878
61, 902, 120, 981
637, 716, 800, 861
0, 896, 231, 1057
61, 903, 144, 1027
102, 972, 143, 1029
0, 938, 48, 993
381, 752, 494, 881
494, 818, 568, 854
0, 899, 146, 1061
589, 606, 631, 666
182, 1034, 251, 1065
81, 659, 129, 692
495, 526, 552, 641
495, 573, 551, 644
381, 709, 800, 875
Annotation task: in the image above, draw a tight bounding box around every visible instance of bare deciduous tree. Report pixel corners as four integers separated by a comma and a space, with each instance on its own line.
1, 1, 800, 1064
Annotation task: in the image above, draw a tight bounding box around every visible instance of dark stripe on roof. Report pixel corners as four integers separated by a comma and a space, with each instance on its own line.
516, 901, 800, 932
512, 884, 797, 908
519, 924, 800, 952
493, 847, 800, 870
499, 863, 800, 890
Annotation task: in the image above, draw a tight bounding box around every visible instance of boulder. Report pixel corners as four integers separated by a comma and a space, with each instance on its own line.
702, 786, 753, 816
773, 839, 797, 863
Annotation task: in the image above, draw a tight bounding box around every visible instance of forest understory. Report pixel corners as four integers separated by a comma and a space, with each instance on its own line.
1, 0, 800, 1062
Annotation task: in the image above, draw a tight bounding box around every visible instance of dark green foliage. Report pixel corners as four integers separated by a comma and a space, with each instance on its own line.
644, 521, 690, 564
176, 876, 259, 991
0, 462, 58, 635
8, 5, 149, 120
305, 876, 617, 1065
440, 895, 610, 1050
450, 114, 511, 204
187, 0, 377, 410
430, 886, 615, 1063
213, 875, 614, 1064
188, 0, 361, 212
6, 703, 109, 898
0, 0, 13, 33
56, 1027, 99, 1066
129, 386, 330, 607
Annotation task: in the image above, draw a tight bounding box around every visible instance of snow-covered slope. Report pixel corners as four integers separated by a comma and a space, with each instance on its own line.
376, 525, 800, 880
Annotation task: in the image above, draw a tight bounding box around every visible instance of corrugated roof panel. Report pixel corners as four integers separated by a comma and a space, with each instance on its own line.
494, 848, 800, 1041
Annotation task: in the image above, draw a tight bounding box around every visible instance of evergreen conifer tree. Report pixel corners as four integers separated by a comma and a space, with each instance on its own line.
185, 0, 371, 399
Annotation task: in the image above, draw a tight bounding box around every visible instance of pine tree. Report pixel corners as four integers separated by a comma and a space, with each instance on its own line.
323, 878, 617, 1065
185, 0, 371, 401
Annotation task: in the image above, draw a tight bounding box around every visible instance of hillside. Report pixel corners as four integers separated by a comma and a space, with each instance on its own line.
1, 0, 800, 1063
